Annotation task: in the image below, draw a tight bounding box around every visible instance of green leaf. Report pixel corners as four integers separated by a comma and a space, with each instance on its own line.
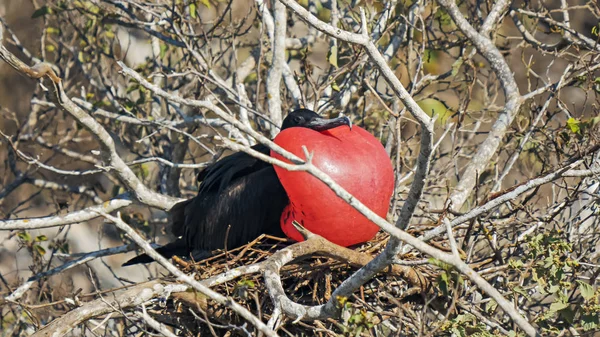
508, 258, 524, 268
32, 6, 52, 19
577, 280, 595, 300
160, 43, 168, 59
327, 44, 338, 68
35, 235, 48, 242
199, 0, 211, 9
450, 58, 464, 77
190, 3, 197, 18
512, 286, 531, 300
126, 84, 139, 94
438, 272, 450, 296
331, 81, 340, 92
548, 284, 560, 294
136, 163, 150, 179
582, 314, 599, 331
417, 98, 453, 125
244, 72, 257, 84
560, 306, 575, 323
566, 117, 581, 134
336, 295, 348, 307
59, 242, 69, 254
18, 232, 32, 242
484, 299, 497, 313
237, 279, 255, 288
549, 300, 569, 313
34, 244, 46, 256
451, 326, 467, 337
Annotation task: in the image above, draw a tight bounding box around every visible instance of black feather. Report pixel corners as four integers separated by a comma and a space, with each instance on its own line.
123, 145, 287, 266
122, 239, 188, 266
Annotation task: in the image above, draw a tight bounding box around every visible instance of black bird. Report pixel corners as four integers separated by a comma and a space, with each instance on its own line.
123, 109, 351, 266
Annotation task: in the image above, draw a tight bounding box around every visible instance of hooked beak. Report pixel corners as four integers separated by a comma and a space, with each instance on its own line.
306, 115, 352, 132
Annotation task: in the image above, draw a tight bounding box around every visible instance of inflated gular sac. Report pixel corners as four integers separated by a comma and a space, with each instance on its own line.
272, 125, 394, 247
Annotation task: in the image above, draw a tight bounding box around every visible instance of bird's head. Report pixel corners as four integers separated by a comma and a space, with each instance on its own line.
281, 109, 352, 132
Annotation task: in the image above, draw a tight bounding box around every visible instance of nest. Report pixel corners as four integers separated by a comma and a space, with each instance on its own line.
142, 231, 436, 337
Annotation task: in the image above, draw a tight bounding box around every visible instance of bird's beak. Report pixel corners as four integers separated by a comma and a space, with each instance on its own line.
307, 115, 352, 132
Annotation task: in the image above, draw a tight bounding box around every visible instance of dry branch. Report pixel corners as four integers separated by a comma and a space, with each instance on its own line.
30, 281, 186, 337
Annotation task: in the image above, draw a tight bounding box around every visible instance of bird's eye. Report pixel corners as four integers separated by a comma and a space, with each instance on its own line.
294, 116, 304, 124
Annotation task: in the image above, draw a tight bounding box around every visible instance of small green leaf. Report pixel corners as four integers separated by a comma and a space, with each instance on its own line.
160, 43, 168, 59
548, 284, 560, 294
18, 232, 32, 242
577, 280, 595, 300
35, 235, 48, 242
331, 81, 340, 92
139, 163, 150, 179
512, 286, 530, 300
199, 0, 211, 9
32, 6, 52, 19
34, 244, 46, 256
336, 296, 348, 307
327, 44, 338, 68
566, 117, 580, 134
59, 242, 69, 254
451, 326, 467, 337
190, 3, 197, 18
582, 314, 599, 331
244, 72, 257, 84
417, 98, 453, 125
560, 306, 575, 323
508, 258, 524, 268
237, 279, 255, 288
450, 58, 464, 77
549, 300, 569, 313
46, 27, 60, 34
484, 299, 497, 313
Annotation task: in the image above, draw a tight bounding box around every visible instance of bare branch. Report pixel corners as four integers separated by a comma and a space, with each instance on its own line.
0, 196, 132, 230
265, 0, 287, 135
437, 0, 523, 212
29, 281, 186, 337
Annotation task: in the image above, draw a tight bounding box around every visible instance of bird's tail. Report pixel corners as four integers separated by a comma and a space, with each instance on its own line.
122, 239, 188, 266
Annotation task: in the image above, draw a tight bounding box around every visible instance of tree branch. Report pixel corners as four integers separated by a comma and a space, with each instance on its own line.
0, 24, 180, 211
436, 0, 523, 212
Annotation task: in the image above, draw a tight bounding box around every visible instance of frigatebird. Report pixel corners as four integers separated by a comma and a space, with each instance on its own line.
123, 109, 351, 266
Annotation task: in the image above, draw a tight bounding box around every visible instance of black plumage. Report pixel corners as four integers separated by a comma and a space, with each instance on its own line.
123, 109, 351, 266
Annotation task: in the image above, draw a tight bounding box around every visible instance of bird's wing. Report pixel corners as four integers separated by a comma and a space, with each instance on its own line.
170, 144, 271, 237
196, 144, 271, 194
181, 165, 288, 255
